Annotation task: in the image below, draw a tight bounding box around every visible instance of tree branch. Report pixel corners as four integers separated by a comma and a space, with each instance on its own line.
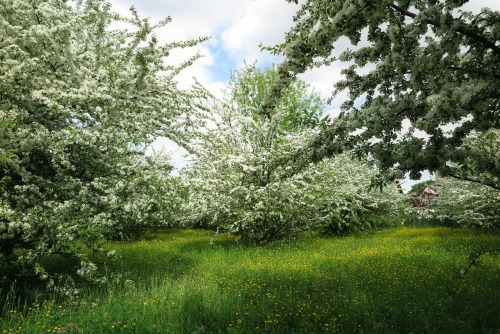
445, 172, 500, 191
457, 248, 500, 278
389, 3, 500, 56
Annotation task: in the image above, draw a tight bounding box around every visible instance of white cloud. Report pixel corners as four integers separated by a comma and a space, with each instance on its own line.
220, 1, 299, 65
111, 0, 243, 38
400, 170, 434, 192
162, 45, 212, 85
399, 119, 430, 141
146, 137, 191, 172
325, 108, 342, 119
297, 65, 347, 108
439, 114, 474, 137
460, 0, 500, 13
109, 0, 300, 89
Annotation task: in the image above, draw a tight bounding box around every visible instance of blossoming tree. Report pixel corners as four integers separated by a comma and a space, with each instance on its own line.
263, 0, 499, 188
182, 64, 404, 244
0, 0, 205, 286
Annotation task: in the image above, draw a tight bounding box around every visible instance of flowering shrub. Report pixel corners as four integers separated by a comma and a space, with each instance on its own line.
294, 155, 405, 236
430, 178, 499, 228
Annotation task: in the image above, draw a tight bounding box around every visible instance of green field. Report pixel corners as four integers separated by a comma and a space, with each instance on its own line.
2, 227, 499, 333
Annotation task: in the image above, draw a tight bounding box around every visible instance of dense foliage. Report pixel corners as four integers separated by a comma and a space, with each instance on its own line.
441, 129, 500, 190
265, 0, 499, 186
0, 0, 204, 286
424, 177, 499, 228
182, 65, 405, 244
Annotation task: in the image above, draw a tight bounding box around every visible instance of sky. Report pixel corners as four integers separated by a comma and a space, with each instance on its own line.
110, 0, 498, 190
109, 0, 301, 93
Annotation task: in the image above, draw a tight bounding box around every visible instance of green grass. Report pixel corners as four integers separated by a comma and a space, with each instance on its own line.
1, 227, 499, 333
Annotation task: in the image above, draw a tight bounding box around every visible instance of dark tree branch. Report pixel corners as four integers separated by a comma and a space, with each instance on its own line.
389, 3, 500, 56
457, 248, 500, 278
445, 172, 500, 191
47, 62, 65, 72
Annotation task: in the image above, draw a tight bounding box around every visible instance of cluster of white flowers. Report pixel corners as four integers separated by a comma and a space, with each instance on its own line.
429, 178, 499, 228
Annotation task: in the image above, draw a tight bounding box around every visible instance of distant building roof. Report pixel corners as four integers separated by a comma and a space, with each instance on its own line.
420, 186, 438, 197
411, 186, 438, 207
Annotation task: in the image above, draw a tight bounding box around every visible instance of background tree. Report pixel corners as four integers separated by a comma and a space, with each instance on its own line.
182, 64, 405, 244
182, 64, 323, 244
263, 0, 499, 187
0, 0, 205, 286
284, 153, 406, 236
408, 177, 500, 228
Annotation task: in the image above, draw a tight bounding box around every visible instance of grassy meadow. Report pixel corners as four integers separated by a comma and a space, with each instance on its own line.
1, 227, 499, 333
